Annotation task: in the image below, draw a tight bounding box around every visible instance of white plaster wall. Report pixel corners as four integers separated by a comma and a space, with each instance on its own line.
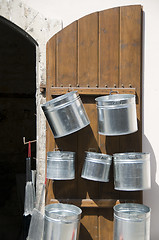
24, 0, 159, 239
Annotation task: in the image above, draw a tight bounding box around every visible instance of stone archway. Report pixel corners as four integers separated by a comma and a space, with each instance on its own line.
0, 0, 62, 204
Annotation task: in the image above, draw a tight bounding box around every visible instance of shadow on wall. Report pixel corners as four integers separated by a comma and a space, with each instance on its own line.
143, 135, 159, 240
142, 11, 159, 240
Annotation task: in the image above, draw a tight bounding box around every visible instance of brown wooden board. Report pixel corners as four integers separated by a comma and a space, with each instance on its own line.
45, 5, 143, 239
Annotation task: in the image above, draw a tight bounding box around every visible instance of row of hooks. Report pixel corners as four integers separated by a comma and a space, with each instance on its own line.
55, 84, 133, 88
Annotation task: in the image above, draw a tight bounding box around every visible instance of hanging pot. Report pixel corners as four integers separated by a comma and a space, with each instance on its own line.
41, 91, 90, 138
113, 152, 151, 191
43, 203, 82, 240
95, 94, 138, 136
47, 151, 75, 180
113, 203, 151, 240
81, 152, 112, 182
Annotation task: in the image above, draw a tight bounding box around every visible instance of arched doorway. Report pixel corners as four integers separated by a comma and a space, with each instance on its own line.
0, 16, 37, 239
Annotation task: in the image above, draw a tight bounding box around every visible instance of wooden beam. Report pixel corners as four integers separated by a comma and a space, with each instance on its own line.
49, 87, 135, 96
49, 198, 140, 208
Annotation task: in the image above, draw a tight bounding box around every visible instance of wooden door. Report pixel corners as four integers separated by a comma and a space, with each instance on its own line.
45, 5, 143, 239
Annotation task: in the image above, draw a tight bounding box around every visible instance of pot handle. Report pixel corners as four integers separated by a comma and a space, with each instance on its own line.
109, 90, 119, 95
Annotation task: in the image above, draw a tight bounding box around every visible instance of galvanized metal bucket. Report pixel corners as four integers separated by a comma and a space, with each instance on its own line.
41, 91, 90, 138
113, 203, 151, 240
113, 152, 151, 191
81, 152, 112, 182
95, 94, 138, 136
43, 203, 82, 240
47, 151, 75, 180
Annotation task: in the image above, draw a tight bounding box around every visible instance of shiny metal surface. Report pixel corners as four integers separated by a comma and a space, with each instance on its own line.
43, 203, 82, 240
47, 151, 75, 180
95, 94, 138, 136
41, 91, 90, 138
81, 152, 112, 182
113, 152, 151, 191
113, 203, 150, 240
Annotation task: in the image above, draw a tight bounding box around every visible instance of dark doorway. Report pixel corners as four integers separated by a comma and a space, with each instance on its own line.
0, 17, 37, 239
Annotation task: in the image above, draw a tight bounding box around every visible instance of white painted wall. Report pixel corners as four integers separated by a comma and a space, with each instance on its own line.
23, 0, 159, 239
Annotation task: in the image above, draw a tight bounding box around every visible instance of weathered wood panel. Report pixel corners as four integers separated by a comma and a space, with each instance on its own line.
45, 5, 143, 239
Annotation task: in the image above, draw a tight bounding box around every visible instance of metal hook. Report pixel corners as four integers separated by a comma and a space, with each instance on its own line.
23, 137, 37, 145
109, 90, 119, 95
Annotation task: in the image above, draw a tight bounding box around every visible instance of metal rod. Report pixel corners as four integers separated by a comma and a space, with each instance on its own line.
23, 137, 37, 145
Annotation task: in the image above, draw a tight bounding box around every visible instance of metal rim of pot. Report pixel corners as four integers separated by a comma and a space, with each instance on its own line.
113, 152, 150, 162
113, 203, 151, 222
81, 152, 112, 182
95, 94, 136, 107
85, 151, 112, 163
47, 151, 75, 159
41, 91, 80, 111
45, 203, 82, 223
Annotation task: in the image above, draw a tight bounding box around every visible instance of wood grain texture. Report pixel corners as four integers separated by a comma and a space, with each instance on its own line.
56, 22, 77, 87
45, 5, 143, 239
99, 7, 120, 87
118, 5, 142, 201
78, 13, 99, 87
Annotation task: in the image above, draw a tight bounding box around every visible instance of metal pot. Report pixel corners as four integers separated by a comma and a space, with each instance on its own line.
113, 152, 151, 191
81, 152, 112, 182
43, 203, 82, 240
95, 94, 138, 136
41, 91, 90, 138
113, 203, 151, 240
47, 151, 75, 180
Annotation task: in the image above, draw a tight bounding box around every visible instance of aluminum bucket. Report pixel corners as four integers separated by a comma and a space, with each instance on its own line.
113, 203, 151, 240
95, 94, 138, 136
113, 152, 151, 191
41, 91, 90, 138
81, 152, 112, 182
43, 203, 82, 240
47, 151, 75, 180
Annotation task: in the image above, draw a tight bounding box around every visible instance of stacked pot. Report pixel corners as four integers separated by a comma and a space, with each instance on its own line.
41, 91, 151, 240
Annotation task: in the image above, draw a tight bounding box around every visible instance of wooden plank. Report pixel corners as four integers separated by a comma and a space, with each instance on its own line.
54, 22, 79, 199
119, 5, 143, 201
56, 22, 77, 87
98, 7, 120, 200
98, 8, 121, 238
50, 198, 118, 208
99, 209, 114, 240
80, 209, 98, 240
99, 7, 120, 87
49, 87, 135, 95
78, 13, 99, 239
46, 36, 56, 92
119, 5, 142, 151
78, 12, 99, 87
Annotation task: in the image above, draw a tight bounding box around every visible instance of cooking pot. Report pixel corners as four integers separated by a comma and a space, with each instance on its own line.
113, 152, 151, 191
41, 91, 90, 138
47, 151, 75, 180
44, 203, 82, 240
81, 151, 112, 182
95, 94, 138, 135
113, 203, 150, 240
